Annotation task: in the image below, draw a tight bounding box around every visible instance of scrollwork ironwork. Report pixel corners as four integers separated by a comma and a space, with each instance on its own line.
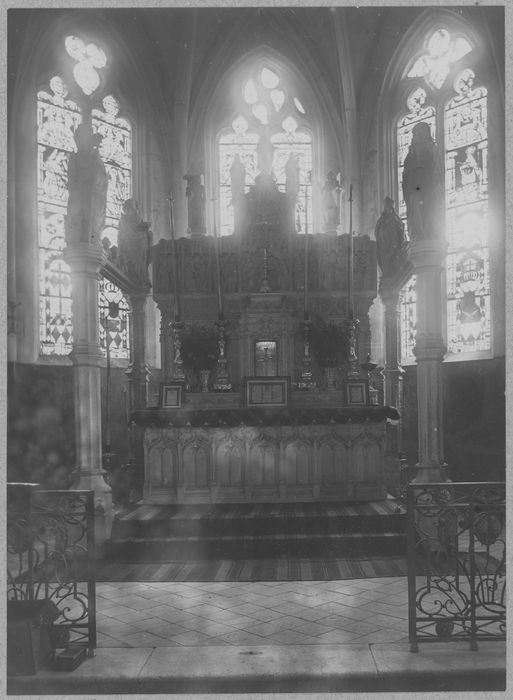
7, 487, 96, 656
407, 482, 505, 651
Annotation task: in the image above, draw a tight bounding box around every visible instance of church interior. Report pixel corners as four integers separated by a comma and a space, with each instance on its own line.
6, 4, 506, 693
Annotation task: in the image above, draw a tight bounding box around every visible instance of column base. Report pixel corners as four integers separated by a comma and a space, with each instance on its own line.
72, 469, 113, 548
411, 462, 449, 484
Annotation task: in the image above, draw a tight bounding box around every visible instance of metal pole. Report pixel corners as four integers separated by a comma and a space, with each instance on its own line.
166, 192, 181, 321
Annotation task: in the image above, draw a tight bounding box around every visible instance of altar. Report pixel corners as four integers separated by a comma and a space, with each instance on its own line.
134, 397, 397, 504
132, 171, 396, 504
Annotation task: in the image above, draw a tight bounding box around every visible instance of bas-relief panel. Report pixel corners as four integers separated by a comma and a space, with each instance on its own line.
143, 423, 387, 503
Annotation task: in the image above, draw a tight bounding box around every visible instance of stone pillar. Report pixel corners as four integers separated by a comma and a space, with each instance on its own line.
379, 283, 405, 496
409, 239, 448, 483
126, 292, 150, 412
125, 291, 150, 499
380, 285, 403, 440
63, 243, 113, 547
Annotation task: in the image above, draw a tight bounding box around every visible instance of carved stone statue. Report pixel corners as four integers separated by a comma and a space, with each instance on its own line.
117, 199, 151, 286
65, 124, 107, 246
183, 174, 206, 235
374, 197, 406, 277
402, 121, 444, 241
321, 171, 341, 232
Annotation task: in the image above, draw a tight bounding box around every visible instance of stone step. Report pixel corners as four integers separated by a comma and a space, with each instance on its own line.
105, 531, 407, 561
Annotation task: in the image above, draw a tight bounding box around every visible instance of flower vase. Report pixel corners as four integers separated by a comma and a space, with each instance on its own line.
199, 369, 210, 393
325, 366, 337, 391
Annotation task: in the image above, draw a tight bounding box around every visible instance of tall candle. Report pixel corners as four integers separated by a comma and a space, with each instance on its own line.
213, 196, 224, 321
167, 192, 181, 321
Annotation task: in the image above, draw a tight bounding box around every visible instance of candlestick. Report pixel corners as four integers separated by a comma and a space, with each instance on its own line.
170, 319, 185, 381
166, 191, 181, 321
213, 320, 231, 391
211, 195, 224, 320
260, 243, 270, 293
297, 318, 316, 390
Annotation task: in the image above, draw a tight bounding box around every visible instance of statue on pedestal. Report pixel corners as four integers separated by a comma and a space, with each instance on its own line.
65, 124, 107, 246
321, 171, 341, 233
183, 174, 206, 235
375, 197, 406, 278
117, 199, 152, 286
402, 122, 444, 241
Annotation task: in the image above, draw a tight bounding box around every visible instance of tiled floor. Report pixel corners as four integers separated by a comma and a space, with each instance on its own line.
96, 576, 410, 648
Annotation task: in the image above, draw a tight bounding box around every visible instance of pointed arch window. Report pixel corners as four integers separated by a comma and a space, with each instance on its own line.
218, 63, 313, 236
37, 36, 133, 358
397, 27, 491, 361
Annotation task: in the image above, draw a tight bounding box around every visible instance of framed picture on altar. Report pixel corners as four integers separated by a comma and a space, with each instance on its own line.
345, 379, 369, 407
160, 383, 184, 409
244, 376, 290, 408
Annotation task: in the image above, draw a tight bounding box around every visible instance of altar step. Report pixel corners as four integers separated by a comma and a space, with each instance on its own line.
106, 500, 407, 562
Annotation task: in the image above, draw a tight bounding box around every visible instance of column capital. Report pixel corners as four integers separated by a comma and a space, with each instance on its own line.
63, 242, 107, 273
408, 239, 448, 269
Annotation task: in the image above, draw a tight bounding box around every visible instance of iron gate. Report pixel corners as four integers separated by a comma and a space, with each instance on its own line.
407, 481, 505, 651
7, 484, 96, 656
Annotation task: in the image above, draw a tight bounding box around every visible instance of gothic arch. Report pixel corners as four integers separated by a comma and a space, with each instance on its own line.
188, 30, 350, 233
8, 10, 166, 364
374, 7, 492, 214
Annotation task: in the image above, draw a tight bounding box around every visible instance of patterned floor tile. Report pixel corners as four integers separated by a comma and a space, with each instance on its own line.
171, 630, 219, 646
215, 630, 271, 646
123, 631, 177, 647
316, 629, 362, 643
265, 629, 313, 644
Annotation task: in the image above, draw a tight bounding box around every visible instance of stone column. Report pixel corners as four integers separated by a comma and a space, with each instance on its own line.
63, 243, 113, 546
380, 284, 403, 437
126, 292, 150, 412
379, 282, 405, 496
409, 239, 448, 483
402, 120, 448, 485
125, 291, 150, 500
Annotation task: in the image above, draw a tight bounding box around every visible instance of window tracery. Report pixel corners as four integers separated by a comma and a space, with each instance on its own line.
397, 29, 490, 361
37, 35, 132, 359
218, 63, 312, 236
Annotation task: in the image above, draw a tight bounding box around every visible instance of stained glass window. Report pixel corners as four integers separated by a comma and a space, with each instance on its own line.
444, 70, 490, 353
399, 275, 417, 364
397, 30, 490, 361
397, 88, 436, 233
65, 35, 107, 96
99, 278, 130, 359
37, 37, 133, 358
37, 76, 81, 355
408, 29, 472, 90
218, 64, 312, 236
92, 95, 132, 248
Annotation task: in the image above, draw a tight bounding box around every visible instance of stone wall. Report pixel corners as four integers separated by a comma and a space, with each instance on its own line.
401, 358, 505, 482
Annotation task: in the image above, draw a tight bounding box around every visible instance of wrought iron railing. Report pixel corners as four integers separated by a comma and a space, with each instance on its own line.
407, 482, 505, 652
7, 484, 96, 656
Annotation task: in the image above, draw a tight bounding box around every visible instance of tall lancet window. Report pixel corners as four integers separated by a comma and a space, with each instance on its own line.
218, 64, 312, 236
37, 35, 132, 358
397, 27, 490, 362
37, 76, 82, 356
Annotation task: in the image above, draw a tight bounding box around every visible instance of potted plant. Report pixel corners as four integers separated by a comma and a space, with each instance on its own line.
180, 324, 218, 391
308, 318, 348, 389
